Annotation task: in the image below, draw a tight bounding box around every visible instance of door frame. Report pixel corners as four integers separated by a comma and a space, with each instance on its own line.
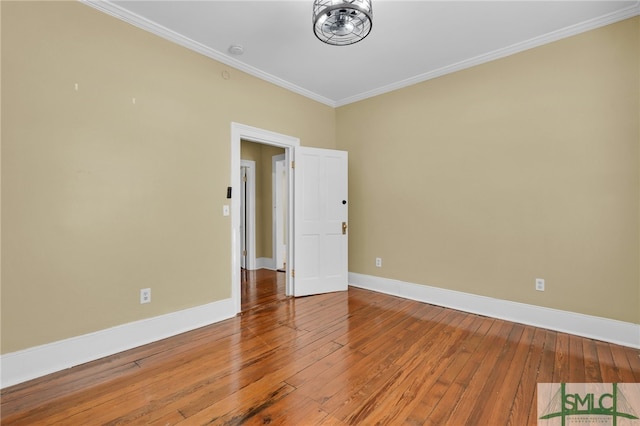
231, 122, 299, 314
240, 160, 256, 270
272, 154, 286, 271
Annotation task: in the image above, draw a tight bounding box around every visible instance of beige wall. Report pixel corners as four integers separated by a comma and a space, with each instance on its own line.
240, 141, 284, 260
1, 2, 638, 357
337, 16, 640, 324
1, 1, 335, 353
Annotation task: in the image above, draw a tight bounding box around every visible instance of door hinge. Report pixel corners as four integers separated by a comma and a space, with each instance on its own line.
291, 161, 295, 169
242, 250, 247, 256
291, 269, 295, 278
242, 175, 247, 182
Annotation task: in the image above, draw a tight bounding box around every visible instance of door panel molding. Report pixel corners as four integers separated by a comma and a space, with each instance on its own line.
293, 147, 348, 296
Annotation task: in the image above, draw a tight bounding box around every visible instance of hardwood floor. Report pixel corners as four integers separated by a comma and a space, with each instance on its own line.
2, 269, 639, 425
240, 269, 287, 312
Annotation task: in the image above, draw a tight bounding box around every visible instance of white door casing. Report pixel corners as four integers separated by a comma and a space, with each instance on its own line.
240, 165, 247, 270
293, 147, 348, 297
231, 123, 298, 313
240, 160, 256, 270
273, 154, 287, 271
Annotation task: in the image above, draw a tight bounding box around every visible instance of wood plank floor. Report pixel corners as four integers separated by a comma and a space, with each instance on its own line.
2, 269, 639, 425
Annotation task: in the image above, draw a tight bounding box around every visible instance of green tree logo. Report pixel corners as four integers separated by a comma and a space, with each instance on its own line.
539, 383, 639, 425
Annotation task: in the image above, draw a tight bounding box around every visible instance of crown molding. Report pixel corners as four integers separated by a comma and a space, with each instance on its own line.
81, 0, 638, 108
335, 1, 640, 107
79, 0, 338, 108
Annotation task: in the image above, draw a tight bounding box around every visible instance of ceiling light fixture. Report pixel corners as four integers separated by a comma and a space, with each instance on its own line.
312, 0, 373, 46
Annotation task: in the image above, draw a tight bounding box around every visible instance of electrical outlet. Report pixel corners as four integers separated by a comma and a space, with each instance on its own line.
140, 288, 151, 304
375, 257, 382, 267
535, 278, 545, 292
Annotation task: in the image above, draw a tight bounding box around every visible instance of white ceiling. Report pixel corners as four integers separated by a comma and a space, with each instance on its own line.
85, 1, 639, 107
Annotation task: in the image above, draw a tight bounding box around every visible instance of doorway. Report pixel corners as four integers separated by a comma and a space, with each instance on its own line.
239, 142, 285, 311
240, 142, 285, 270
231, 123, 299, 314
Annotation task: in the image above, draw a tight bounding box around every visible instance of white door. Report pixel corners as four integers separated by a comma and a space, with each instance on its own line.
293, 147, 348, 296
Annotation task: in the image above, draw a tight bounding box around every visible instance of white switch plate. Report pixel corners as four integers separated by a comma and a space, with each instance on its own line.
223, 205, 230, 216
535, 278, 545, 292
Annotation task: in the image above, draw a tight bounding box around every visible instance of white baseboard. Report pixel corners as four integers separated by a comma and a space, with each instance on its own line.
0, 298, 236, 389
256, 257, 276, 270
3, 277, 637, 389
349, 273, 640, 349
